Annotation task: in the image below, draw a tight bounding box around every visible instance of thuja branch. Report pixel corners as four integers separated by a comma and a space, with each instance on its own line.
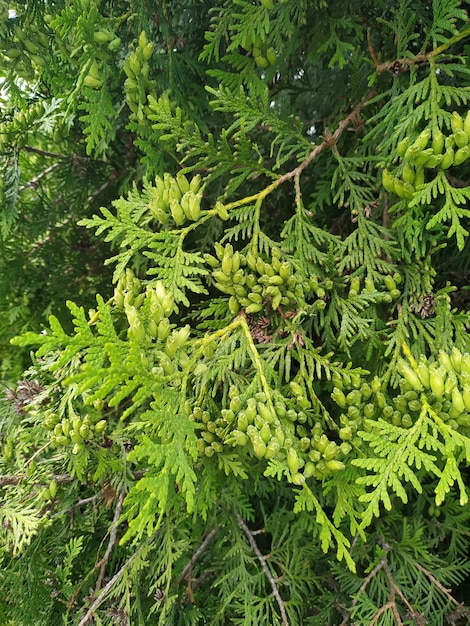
236, 513, 289, 626
428, 56, 442, 131
370, 25, 470, 74
296, 347, 328, 417
238, 314, 277, 417
182, 313, 275, 412
179, 317, 242, 404
220, 97, 367, 217
250, 195, 263, 253
431, 26, 470, 58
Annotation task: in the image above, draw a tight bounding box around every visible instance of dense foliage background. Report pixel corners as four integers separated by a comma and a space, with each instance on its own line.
1, 0, 470, 624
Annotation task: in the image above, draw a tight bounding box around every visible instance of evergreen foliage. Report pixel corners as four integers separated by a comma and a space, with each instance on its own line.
1, 0, 470, 624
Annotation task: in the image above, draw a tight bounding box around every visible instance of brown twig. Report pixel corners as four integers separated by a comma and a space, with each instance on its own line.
275, 96, 367, 214
22, 145, 107, 165
0, 475, 22, 488
177, 526, 219, 584
372, 25, 470, 75
77, 541, 146, 626
22, 146, 67, 159
25, 442, 52, 467
85, 169, 124, 205
0, 472, 142, 492
222, 95, 369, 219
0, 473, 73, 489
367, 28, 379, 67
339, 555, 388, 626
190, 568, 218, 591
236, 513, 289, 626
64, 490, 114, 613
293, 96, 367, 179
383, 560, 424, 626
61, 493, 104, 515
19, 161, 61, 191
413, 560, 462, 607
375, 52, 430, 75
94, 486, 126, 594
369, 600, 398, 626
339, 549, 428, 626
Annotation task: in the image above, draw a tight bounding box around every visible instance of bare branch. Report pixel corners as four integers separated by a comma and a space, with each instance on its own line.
0, 473, 73, 489
339, 555, 387, 626
356, 556, 387, 599
23, 145, 67, 159
0, 475, 22, 488
78, 541, 146, 626
94, 486, 126, 594
369, 601, 396, 626
383, 560, 424, 626
19, 161, 61, 191
236, 513, 289, 626
85, 169, 123, 205
25, 441, 52, 467
371, 27, 470, 76
224, 95, 368, 216
63, 493, 103, 513
375, 52, 430, 75
367, 28, 379, 67
177, 526, 219, 584
339, 549, 426, 626
413, 560, 463, 607
279, 95, 367, 188
86, 179, 113, 205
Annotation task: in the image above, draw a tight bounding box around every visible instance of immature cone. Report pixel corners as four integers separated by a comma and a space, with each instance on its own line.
464, 111, 470, 136
454, 127, 469, 148
440, 148, 454, 169
398, 360, 423, 391
412, 128, 431, 152
432, 130, 445, 155
430, 368, 445, 399
287, 447, 301, 474
382, 169, 395, 193
454, 146, 470, 166
451, 111, 463, 133
396, 137, 410, 157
